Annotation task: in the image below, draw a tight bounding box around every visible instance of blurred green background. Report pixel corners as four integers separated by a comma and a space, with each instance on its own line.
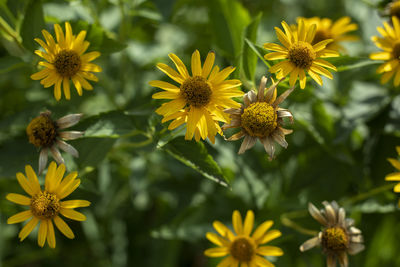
1, 0, 400, 266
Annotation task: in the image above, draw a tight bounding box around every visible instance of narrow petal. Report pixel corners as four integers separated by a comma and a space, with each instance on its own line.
213, 221, 235, 241
253, 255, 274, 267
25, 165, 40, 194
6, 193, 31, 206
57, 114, 83, 129
81, 51, 101, 62
191, 50, 202, 76
7, 210, 32, 224
243, 210, 255, 236
47, 220, 56, 248
18, 217, 39, 241
259, 230, 282, 244
232, 210, 243, 235
203, 247, 229, 257
50, 146, 64, 165
60, 208, 86, 221
53, 216, 75, 239
16, 172, 34, 196
45, 161, 57, 192
39, 148, 48, 175
59, 131, 84, 140
299, 236, 320, 251
58, 179, 81, 199
156, 63, 184, 84
206, 232, 229, 247
202, 51, 215, 78
56, 140, 79, 158
238, 135, 257, 154
168, 53, 189, 79
308, 203, 327, 225
149, 80, 180, 91
54, 78, 62, 101
257, 246, 284, 256
61, 200, 91, 208
252, 220, 273, 242
38, 220, 48, 247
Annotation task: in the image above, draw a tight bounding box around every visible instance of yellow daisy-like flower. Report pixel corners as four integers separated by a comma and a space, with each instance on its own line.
370, 16, 400, 86
385, 146, 400, 207
386, 1, 400, 19
204, 210, 283, 267
295, 16, 358, 52
31, 22, 102, 101
150, 50, 243, 143
6, 162, 90, 248
264, 19, 339, 89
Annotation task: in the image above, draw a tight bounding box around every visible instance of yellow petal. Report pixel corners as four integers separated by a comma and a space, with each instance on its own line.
18, 217, 39, 241
243, 210, 254, 236
385, 172, 400, 181
257, 246, 284, 256
81, 63, 102, 72
213, 221, 235, 241
202, 51, 215, 78
264, 52, 288, 60
38, 220, 48, 247
63, 77, 71, 100
370, 52, 391, 60
54, 78, 62, 101
156, 63, 184, 84
7, 210, 32, 224
203, 247, 229, 257
168, 53, 189, 79
60, 208, 86, 221
388, 158, 400, 170
47, 220, 56, 248
61, 200, 91, 208
149, 80, 180, 91
206, 232, 229, 247
25, 165, 41, 194
53, 216, 75, 239
232, 210, 243, 235
81, 51, 101, 62
259, 229, 282, 244
45, 161, 57, 192
6, 193, 31, 205
58, 179, 81, 199
252, 220, 273, 242
191, 50, 202, 76
16, 172, 34, 196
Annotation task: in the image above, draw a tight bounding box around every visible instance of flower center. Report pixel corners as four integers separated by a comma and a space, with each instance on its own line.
30, 191, 61, 220
241, 102, 277, 138
26, 113, 58, 148
390, 2, 400, 18
230, 237, 254, 262
54, 50, 81, 77
393, 42, 400, 60
321, 227, 349, 251
180, 76, 212, 107
288, 41, 316, 69
312, 29, 333, 45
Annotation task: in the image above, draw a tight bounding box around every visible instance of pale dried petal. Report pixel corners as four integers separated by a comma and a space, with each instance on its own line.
273, 86, 294, 106
272, 131, 288, 148
56, 114, 83, 129
348, 243, 365, 255
59, 131, 84, 140
38, 148, 48, 175
224, 108, 242, 115
257, 76, 268, 101
50, 145, 64, 164
337, 207, 346, 227
338, 251, 348, 267
308, 202, 328, 225
227, 131, 245, 141
261, 136, 275, 158
322, 201, 337, 225
57, 139, 79, 158
238, 135, 257, 154
299, 236, 320, 252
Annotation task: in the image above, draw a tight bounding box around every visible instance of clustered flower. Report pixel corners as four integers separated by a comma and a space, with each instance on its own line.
4, 5, 400, 267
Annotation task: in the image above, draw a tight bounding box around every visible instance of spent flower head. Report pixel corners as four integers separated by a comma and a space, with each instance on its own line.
300, 201, 364, 267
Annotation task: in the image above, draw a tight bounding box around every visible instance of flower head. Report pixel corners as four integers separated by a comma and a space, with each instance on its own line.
370, 16, 400, 86
6, 162, 90, 248
300, 201, 364, 267
31, 22, 102, 101
385, 146, 400, 207
222, 76, 293, 159
295, 17, 358, 52
205, 210, 283, 266
385, 1, 400, 19
264, 19, 339, 89
26, 111, 83, 174
150, 50, 243, 143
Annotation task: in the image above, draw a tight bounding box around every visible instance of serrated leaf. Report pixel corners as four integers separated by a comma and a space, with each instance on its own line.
20, 0, 44, 52
160, 137, 229, 186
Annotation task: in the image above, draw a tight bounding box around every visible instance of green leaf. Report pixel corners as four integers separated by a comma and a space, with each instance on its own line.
0, 56, 25, 74
20, 0, 44, 52
242, 13, 262, 82
329, 56, 379, 72
206, 0, 250, 59
71, 137, 116, 167
160, 137, 229, 186
244, 38, 270, 68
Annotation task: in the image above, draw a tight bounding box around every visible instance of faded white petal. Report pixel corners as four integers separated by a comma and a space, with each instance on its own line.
348, 243, 365, 255
308, 202, 328, 226
349, 226, 362, 235
50, 145, 64, 164
57, 139, 79, 158
327, 255, 336, 267
38, 148, 48, 175
224, 108, 242, 115
338, 207, 346, 227
227, 131, 245, 141
59, 131, 84, 140
299, 236, 320, 252
338, 251, 348, 267
350, 234, 364, 243
257, 76, 267, 101
278, 127, 293, 135
273, 86, 294, 106
56, 114, 83, 129
272, 131, 288, 148
322, 201, 337, 225
261, 136, 275, 158
221, 117, 241, 130
238, 135, 257, 154
277, 109, 293, 120
345, 218, 355, 227
247, 90, 257, 103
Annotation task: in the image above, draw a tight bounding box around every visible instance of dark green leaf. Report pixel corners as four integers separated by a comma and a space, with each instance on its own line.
20, 0, 44, 52
242, 13, 262, 82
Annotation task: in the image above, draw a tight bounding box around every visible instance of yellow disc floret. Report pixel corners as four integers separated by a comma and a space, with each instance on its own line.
229, 237, 255, 262
393, 42, 400, 59
54, 50, 82, 77
180, 76, 212, 107
321, 227, 349, 251
26, 113, 57, 147
288, 41, 316, 69
241, 102, 277, 138
30, 191, 61, 220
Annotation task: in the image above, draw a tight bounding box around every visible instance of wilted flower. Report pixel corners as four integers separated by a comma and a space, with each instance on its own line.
300, 201, 364, 267
222, 76, 293, 159
26, 111, 83, 174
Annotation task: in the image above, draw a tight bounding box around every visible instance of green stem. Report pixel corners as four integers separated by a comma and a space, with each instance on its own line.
280, 210, 318, 236
341, 183, 395, 206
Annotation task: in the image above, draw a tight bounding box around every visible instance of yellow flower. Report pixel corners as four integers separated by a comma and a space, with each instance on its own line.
295, 16, 358, 52
6, 162, 90, 248
31, 22, 102, 101
370, 16, 400, 86
204, 210, 283, 266
386, 1, 400, 19
264, 19, 339, 89
222, 76, 293, 159
150, 50, 243, 143
385, 146, 400, 207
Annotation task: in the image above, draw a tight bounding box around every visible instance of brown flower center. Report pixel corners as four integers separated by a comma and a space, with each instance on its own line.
30, 191, 60, 220
312, 29, 333, 45
230, 237, 254, 262
241, 102, 277, 138
288, 41, 316, 69
180, 76, 212, 107
393, 42, 400, 59
390, 2, 400, 18
26, 113, 58, 147
54, 50, 81, 77
321, 227, 349, 251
